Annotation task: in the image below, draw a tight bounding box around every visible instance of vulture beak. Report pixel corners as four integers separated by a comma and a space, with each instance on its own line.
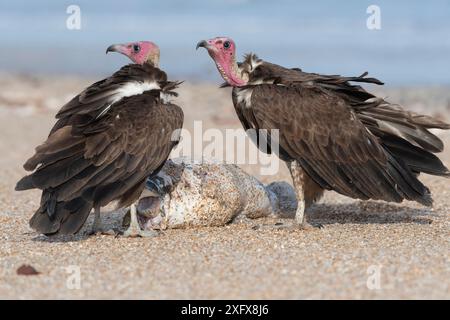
196, 40, 209, 50
106, 44, 125, 54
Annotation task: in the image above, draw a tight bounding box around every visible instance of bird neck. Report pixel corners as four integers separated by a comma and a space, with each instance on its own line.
217, 57, 248, 87
145, 52, 160, 68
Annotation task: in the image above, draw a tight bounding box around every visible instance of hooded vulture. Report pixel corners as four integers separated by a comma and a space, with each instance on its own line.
15, 41, 184, 237
197, 36, 450, 229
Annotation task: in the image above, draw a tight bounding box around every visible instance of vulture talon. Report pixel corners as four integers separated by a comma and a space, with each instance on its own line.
122, 229, 159, 238
122, 204, 159, 238
87, 229, 117, 237
87, 207, 117, 236
274, 221, 323, 231
299, 222, 324, 230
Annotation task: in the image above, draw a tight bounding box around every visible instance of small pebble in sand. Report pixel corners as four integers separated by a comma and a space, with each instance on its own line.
16, 264, 40, 276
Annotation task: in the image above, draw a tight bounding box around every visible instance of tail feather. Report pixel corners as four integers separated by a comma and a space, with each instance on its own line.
15, 175, 35, 191
29, 192, 93, 235
29, 207, 61, 235
58, 198, 92, 235
358, 102, 449, 186
359, 103, 449, 153
382, 136, 450, 177
385, 152, 433, 207
391, 122, 443, 153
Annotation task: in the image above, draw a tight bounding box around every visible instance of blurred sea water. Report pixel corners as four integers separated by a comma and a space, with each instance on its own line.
0, 0, 449, 85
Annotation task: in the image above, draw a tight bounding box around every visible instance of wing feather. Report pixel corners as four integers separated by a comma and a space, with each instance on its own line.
17, 67, 184, 235
244, 84, 431, 204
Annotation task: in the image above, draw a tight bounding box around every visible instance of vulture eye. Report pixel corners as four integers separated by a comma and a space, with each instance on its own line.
223, 41, 230, 49
133, 44, 140, 53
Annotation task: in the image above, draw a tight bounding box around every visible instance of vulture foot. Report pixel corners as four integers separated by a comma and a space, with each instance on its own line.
273, 220, 323, 231
122, 228, 159, 238
88, 228, 118, 236
122, 204, 160, 238
299, 221, 324, 230
87, 207, 116, 236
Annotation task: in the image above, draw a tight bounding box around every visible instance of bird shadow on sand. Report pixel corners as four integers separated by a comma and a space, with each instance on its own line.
305, 201, 435, 225
30, 201, 435, 242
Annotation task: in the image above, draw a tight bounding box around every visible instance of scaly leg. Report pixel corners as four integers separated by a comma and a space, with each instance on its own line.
122, 203, 159, 238
88, 206, 116, 236
288, 161, 323, 230
90, 206, 101, 234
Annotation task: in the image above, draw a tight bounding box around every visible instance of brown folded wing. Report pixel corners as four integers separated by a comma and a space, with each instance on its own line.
16, 65, 183, 235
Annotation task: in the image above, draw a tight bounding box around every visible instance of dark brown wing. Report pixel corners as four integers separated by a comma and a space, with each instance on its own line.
251, 60, 450, 151
16, 89, 183, 235
240, 83, 433, 205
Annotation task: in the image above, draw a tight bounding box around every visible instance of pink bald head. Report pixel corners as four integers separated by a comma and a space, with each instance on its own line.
197, 36, 247, 86
106, 41, 160, 66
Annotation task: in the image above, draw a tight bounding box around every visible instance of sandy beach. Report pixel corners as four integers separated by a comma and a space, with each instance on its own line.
0, 74, 449, 299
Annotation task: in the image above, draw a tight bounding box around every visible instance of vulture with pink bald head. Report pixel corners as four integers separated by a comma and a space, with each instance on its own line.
16, 41, 184, 237
197, 36, 450, 229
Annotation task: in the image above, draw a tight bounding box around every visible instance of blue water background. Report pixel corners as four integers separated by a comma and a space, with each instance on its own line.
0, 0, 449, 85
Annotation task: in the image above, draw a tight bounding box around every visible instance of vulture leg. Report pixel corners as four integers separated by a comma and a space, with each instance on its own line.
88, 206, 115, 236
289, 161, 324, 230
90, 207, 101, 234
122, 203, 159, 238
